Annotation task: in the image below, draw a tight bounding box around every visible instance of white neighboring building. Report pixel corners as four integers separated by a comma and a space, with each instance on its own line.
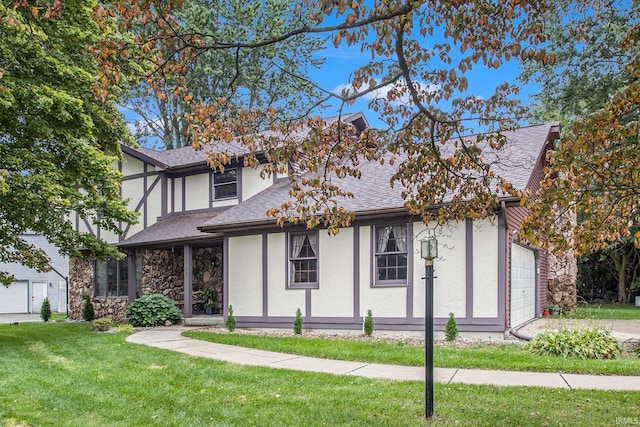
0, 233, 68, 314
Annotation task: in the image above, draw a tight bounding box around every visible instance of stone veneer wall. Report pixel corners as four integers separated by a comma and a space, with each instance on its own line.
68, 252, 130, 320
547, 249, 578, 312
68, 245, 223, 321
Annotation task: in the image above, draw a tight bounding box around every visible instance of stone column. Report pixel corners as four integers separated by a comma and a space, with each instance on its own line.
183, 244, 193, 318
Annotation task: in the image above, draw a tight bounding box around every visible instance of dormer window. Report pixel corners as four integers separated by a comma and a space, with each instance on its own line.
213, 169, 237, 200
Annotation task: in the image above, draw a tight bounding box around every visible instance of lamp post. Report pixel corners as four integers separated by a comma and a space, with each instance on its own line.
420, 231, 438, 418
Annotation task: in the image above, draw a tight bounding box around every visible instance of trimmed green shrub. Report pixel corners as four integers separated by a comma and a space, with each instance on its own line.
40, 297, 51, 322
92, 317, 113, 332
125, 293, 182, 327
82, 295, 95, 322
225, 305, 236, 332
445, 312, 458, 341
363, 309, 374, 336
525, 327, 622, 359
293, 308, 303, 335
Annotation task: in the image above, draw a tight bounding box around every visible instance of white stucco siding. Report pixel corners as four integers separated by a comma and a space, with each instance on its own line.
121, 178, 145, 237
359, 225, 407, 317
228, 235, 263, 316
312, 230, 354, 317
121, 154, 145, 176
267, 233, 305, 316
184, 173, 210, 211
173, 177, 183, 212
472, 218, 499, 318
242, 165, 272, 201
413, 221, 466, 318
145, 179, 163, 228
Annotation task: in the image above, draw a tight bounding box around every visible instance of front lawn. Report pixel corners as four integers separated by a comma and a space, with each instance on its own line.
184, 330, 640, 376
1, 322, 638, 427
568, 303, 640, 320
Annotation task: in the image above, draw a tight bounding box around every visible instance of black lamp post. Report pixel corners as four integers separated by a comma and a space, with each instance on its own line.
420, 231, 438, 418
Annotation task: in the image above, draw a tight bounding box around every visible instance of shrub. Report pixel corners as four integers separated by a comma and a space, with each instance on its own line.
225, 305, 236, 332
92, 317, 113, 332
125, 293, 182, 327
40, 297, 51, 322
114, 323, 134, 333
293, 308, 303, 335
445, 312, 458, 341
363, 309, 374, 336
525, 327, 621, 359
82, 295, 95, 322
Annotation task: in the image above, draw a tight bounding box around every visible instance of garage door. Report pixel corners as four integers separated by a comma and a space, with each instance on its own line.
0, 281, 29, 314
510, 244, 536, 328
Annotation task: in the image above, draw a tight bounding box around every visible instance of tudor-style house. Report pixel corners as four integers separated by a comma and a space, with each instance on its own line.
68, 114, 575, 335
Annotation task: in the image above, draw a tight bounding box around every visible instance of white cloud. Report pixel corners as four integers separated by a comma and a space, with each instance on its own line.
332, 79, 440, 105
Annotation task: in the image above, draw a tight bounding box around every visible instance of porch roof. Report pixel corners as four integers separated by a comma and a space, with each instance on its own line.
117, 210, 226, 248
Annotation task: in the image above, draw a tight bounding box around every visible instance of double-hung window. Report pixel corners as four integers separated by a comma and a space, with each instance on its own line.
95, 256, 141, 297
374, 225, 408, 285
213, 169, 237, 200
288, 232, 318, 288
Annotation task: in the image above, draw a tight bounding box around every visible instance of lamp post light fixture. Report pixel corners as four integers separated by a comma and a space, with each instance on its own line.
420, 230, 438, 418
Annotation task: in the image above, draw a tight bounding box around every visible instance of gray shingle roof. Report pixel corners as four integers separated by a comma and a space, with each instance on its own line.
117, 210, 227, 247
123, 112, 369, 170
199, 123, 558, 232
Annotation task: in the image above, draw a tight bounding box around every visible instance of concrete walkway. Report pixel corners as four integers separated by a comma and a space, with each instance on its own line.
126, 327, 640, 391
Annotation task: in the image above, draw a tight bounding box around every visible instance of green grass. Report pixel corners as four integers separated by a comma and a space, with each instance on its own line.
184, 331, 640, 376
1, 322, 638, 426
568, 303, 640, 319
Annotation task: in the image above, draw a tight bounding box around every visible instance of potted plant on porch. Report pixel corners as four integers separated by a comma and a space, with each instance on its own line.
202, 288, 218, 315
547, 304, 561, 316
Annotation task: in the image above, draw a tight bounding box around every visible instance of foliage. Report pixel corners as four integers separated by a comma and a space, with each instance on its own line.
82, 295, 95, 322
363, 309, 374, 337
225, 305, 236, 332
293, 308, 303, 335
125, 293, 182, 327
0, 0, 141, 286
109, 0, 564, 237
3, 323, 638, 426
123, 0, 324, 150
40, 298, 51, 322
521, 1, 640, 257
526, 328, 622, 360
202, 288, 217, 309
91, 317, 114, 332
114, 323, 134, 333
445, 312, 458, 341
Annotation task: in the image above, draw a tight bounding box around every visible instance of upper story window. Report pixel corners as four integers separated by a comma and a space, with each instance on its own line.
213, 169, 237, 200
95, 255, 141, 297
288, 232, 318, 288
374, 225, 408, 286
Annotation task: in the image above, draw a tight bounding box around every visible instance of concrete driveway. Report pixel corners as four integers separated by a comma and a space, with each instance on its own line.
0, 314, 43, 324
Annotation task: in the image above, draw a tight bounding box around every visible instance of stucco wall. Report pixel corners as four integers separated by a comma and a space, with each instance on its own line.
312, 230, 354, 317
185, 174, 210, 211
267, 233, 305, 316
472, 218, 499, 318
228, 235, 263, 316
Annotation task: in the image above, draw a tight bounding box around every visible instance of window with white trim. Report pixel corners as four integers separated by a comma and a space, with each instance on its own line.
374, 225, 408, 285
213, 169, 237, 200
288, 232, 318, 288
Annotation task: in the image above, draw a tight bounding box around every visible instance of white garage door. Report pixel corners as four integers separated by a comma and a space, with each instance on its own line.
0, 281, 29, 314
510, 244, 536, 328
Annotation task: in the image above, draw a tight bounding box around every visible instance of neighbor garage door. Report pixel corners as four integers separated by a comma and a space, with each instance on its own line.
510, 244, 536, 328
0, 281, 29, 313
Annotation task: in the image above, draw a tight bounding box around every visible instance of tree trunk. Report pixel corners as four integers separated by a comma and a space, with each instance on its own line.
609, 247, 630, 304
